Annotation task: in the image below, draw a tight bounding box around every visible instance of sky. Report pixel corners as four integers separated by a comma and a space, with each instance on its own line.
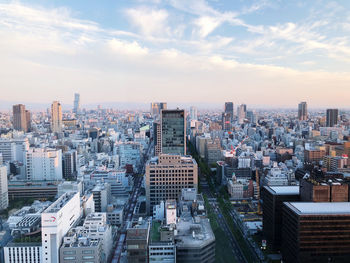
0, 0, 350, 109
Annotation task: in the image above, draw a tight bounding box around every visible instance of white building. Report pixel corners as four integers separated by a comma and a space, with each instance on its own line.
25, 148, 63, 181
82, 213, 113, 261
0, 165, 8, 210
153, 201, 165, 221
41, 192, 81, 263
13, 138, 29, 163
115, 142, 142, 173
264, 168, 289, 186
0, 139, 16, 162
166, 200, 177, 225
4, 243, 42, 263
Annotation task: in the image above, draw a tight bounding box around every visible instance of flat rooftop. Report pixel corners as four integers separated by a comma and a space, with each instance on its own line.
45, 192, 77, 213
265, 186, 300, 195
285, 202, 350, 215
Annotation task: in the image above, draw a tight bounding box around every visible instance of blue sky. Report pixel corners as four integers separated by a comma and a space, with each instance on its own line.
0, 0, 350, 108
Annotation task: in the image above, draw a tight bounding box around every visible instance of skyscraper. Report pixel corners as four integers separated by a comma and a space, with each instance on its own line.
151, 102, 167, 117
161, 109, 186, 155
326, 109, 338, 127
298, 102, 307, 121
237, 104, 247, 124
145, 154, 197, 213
73, 93, 80, 114
51, 101, 62, 133
224, 102, 234, 117
190, 106, 198, 121
13, 104, 29, 132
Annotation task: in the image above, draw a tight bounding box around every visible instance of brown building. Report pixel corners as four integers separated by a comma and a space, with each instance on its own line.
13, 104, 30, 132
300, 177, 348, 202
145, 154, 198, 214
282, 202, 350, 263
304, 149, 326, 163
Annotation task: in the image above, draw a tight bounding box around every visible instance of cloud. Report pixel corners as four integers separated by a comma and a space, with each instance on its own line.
107, 39, 149, 56
125, 7, 170, 36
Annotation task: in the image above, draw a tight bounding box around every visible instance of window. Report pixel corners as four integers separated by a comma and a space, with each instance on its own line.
63, 251, 76, 255
82, 250, 94, 254
63, 256, 76, 260
82, 256, 95, 259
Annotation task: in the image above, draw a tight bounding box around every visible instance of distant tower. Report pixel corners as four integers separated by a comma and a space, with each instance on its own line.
161, 109, 186, 155
73, 93, 80, 114
238, 104, 247, 124
224, 102, 234, 121
190, 106, 198, 121
51, 101, 62, 133
13, 104, 30, 132
326, 109, 338, 127
151, 102, 167, 117
298, 102, 308, 121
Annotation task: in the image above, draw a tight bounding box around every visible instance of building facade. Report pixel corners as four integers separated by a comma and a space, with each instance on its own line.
145, 154, 198, 214
161, 110, 186, 155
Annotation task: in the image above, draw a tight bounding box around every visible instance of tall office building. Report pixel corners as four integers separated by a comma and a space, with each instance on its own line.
224, 102, 234, 119
262, 186, 300, 250
237, 104, 247, 124
73, 93, 80, 114
51, 101, 62, 133
298, 102, 307, 121
161, 109, 186, 155
282, 202, 350, 263
13, 104, 29, 132
222, 112, 232, 131
62, 150, 77, 179
41, 192, 81, 263
25, 148, 63, 181
326, 108, 338, 127
145, 154, 198, 214
25, 110, 31, 131
151, 102, 167, 116
0, 165, 9, 210
153, 121, 161, 156
190, 106, 198, 121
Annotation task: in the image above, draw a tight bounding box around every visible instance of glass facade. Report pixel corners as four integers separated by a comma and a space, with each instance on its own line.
161, 110, 186, 155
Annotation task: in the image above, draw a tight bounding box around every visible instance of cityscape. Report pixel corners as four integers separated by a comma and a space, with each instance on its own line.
1, 1, 350, 263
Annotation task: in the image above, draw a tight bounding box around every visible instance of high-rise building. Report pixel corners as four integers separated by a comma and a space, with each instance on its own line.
13, 104, 29, 132
151, 102, 167, 116
161, 109, 186, 155
222, 112, 232, 131
237, 104, 247, 124
153, 121, 161, 156
25, 110, 31, 131
298, 102, 307, 121
224, 102, 234, 119
282, 202, 350, 263
73, 93, 80, 114
62, 150, 77, 179
0, 165, 9, 210
41, 192, 81, 263
25, 148, 63, 181
262, 186, 300, 250
51, 101, 62, 133
190, 106, 198, 121
145, 154, 198, 214
326, 108, 338, 127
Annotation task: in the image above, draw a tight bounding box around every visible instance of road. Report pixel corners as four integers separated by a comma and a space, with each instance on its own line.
201, 179, 248, 263
111, 141, 152, 263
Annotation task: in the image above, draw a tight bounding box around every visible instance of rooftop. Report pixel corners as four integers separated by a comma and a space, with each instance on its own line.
265, 186, 300, 195
285, 202, 350, 215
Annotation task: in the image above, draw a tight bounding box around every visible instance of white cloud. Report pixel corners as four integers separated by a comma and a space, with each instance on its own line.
193, 16, 221, 38
107, 39, 149, 56
125, 7, 170, 36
